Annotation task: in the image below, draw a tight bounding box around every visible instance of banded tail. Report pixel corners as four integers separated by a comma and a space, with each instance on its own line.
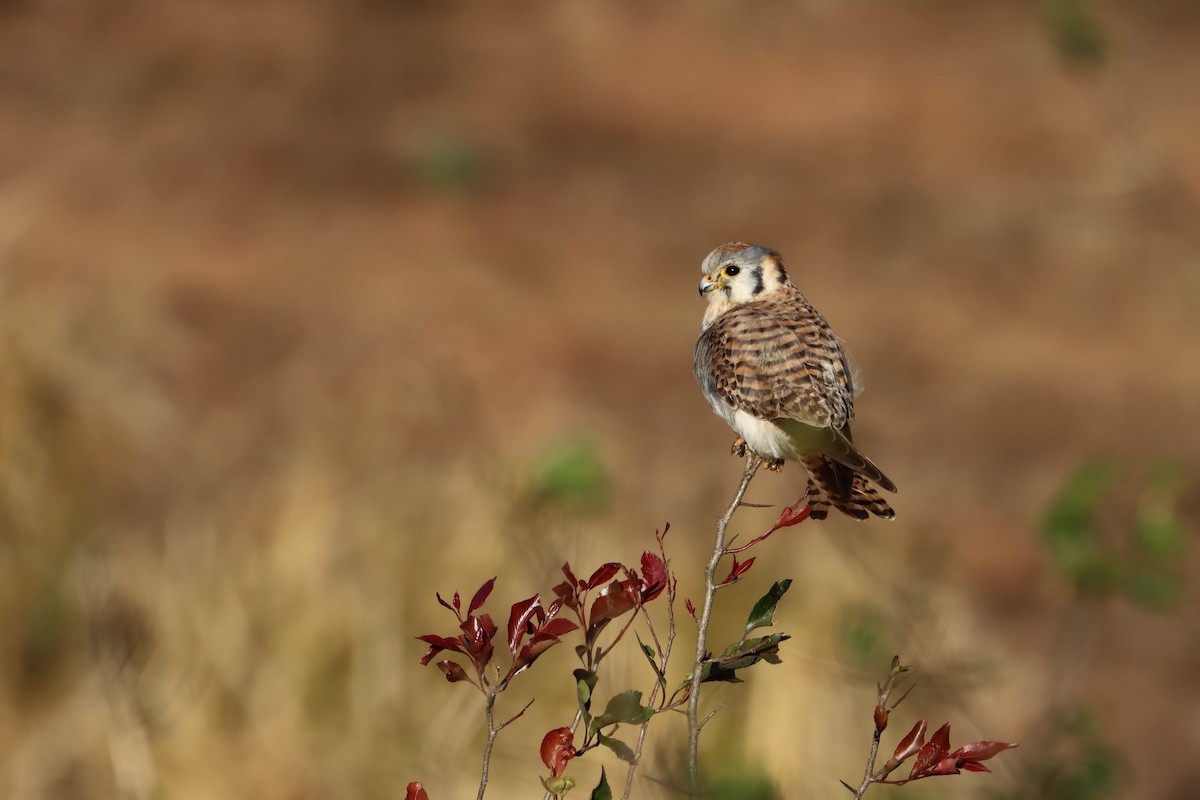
802, 453, 895, 520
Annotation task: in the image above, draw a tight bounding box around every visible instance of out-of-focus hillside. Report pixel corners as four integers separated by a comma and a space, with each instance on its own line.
1, 1, 1198, 798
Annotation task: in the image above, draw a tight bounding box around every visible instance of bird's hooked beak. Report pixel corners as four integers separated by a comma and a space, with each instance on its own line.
698, 274, 723, 297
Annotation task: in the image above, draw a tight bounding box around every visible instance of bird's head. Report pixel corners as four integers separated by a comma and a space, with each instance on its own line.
698, 242, 792, 308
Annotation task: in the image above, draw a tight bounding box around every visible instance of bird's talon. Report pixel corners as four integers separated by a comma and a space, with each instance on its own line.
763, 458, 785, 473
730, 437, 747, 458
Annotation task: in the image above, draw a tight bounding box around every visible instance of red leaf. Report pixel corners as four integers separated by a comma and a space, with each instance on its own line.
931, 757, 961, 776
718, 555, 755, 587
540, 727, 577, 777
589, 580, 637, 626
640, 552, 668, 602
961, 762, 992, 773
507, 594, 542, 655
586, 563, 622, 589
551, 580, 579, 611
539, 618, 580, 638
561, 562, 580, 589
950, 740, 1020, 763
512, 632, 562, 676
892, 719, 927, 763
910, 723, 951, 779
436, 660, 470, 683
416, 634, 464, 665
460, 614, 496, 667
772, 500, 811, 531
416, 634, 463, 650
469, 578, 496, 614
685, 598, 697, 621
436, 592, 457, 615
404, 782, 430, 800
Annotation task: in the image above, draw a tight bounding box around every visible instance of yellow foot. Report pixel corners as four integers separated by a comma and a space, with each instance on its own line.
730, 437, 747, 458
762, 457, 785, 473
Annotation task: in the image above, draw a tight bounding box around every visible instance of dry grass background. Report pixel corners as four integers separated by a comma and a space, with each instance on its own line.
1, 1, 1199, 798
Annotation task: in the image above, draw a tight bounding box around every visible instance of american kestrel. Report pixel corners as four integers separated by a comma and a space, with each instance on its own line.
693, 242, 896, 520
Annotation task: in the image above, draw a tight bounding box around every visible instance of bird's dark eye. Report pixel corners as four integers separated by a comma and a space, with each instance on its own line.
724, 265, 740, 277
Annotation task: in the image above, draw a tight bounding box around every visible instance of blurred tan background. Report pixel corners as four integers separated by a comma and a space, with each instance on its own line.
1, 1, 1198, 798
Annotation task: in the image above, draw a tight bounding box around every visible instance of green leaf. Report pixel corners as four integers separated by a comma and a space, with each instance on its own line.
636, 634, 666, 692
575, 668, 598, 718
589, 690, 653, 734
597, 732, 637, 764
744, 579, 792, 635
589, 767, 612, 800
700, 633, 790, 683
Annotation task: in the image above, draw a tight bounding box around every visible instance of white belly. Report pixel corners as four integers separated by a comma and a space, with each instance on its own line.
706, 394, 796, 461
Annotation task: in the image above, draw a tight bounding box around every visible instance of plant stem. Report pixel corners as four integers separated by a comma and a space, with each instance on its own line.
477, 692, 498, 800
851, 657, 906, 799
686, 454, 761, 797
851, 721, 883, 799
622, 615, 677, 800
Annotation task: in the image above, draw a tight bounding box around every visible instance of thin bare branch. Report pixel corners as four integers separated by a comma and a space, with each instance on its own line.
686, 454, 761, 797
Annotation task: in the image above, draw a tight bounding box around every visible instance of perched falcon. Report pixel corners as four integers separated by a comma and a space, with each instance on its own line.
694, 242, 896, 520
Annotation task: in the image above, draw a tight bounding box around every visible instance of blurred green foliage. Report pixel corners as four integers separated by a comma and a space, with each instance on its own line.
835, 602, 891, 671
531, 438, 610, 514
408, 134, 483, 190
990, 706, 1124, 800
707, 763, 779, 800
1042, 0, 1107, 64
1040, 459, 1187, 609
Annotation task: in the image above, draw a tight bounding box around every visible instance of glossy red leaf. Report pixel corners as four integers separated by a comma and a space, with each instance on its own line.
460, 614, 496, 666
562, 562, 580, 589
961, 762, 992, 772
404, 782, 430, 800
931, 757, 961, 776
436, 592, 457, 615
469, 578, 496, 614
416, 634, 463, 650
950, 740, 1020, 763
586, 563, 622, 589
685, 598, 697, 622
772, 500, 811, 531
436, 659, 470, 683
640, 552, 667, 602
910, 722, 951, 778
512, 632, 562, 676
539, 618, 580, 638
589, 580, 638, 625
541, 727, 577, 777
507, 594, 542, 655
416, 634, 464, 665
718, 555, 755, 587
892, 719, 927, 762
551, 580, 580, 611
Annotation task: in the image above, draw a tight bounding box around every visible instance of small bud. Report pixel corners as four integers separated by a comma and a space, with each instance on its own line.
874, 704, 889, 733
